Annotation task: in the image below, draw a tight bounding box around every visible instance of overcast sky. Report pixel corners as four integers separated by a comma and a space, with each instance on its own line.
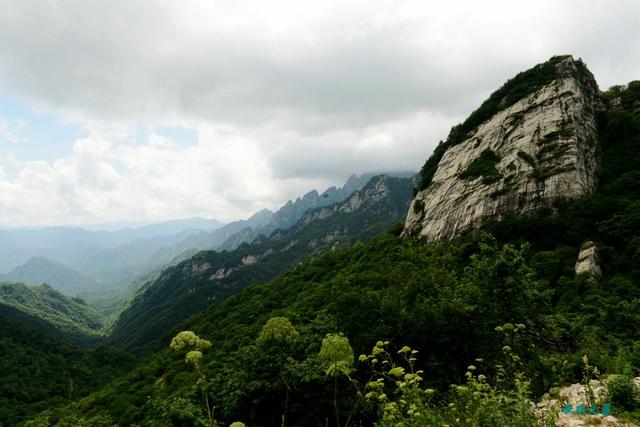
0, 0, 638, 227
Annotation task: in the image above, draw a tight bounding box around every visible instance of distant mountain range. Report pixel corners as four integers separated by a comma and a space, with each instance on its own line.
0, 256, 100, 296
0, 217, 225, 276
0, 172, 413, 326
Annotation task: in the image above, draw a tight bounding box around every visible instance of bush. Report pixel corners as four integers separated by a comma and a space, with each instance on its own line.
458, 149, 503, 184
608, 374, 640, 411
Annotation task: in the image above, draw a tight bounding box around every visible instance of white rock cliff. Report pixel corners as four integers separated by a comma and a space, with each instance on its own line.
403, 56, 600, 240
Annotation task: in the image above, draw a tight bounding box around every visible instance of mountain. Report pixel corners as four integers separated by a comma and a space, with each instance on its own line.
72, 229, 207, 292
0, 282, 104, 344
0, 218, 227, 311
106, 174, 415, 353
216, 172, 414, 251
42, 58, 640, 426
218, 226, 260, 251
167, 208, 275, 255
167, 174, 379, 255
0, 217, 224, 276
0, 256, 100, 297
260, 174, 375, 234
99, 217, 224, 239
0, 314, 133, 426
405, 55, 600, 240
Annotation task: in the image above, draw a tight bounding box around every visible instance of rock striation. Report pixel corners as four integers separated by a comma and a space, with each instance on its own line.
403, 56, 601, 241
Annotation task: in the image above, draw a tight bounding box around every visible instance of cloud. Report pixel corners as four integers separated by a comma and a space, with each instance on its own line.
0, 112, 454, 226
1, 0, 637, 129
0, 0, 638, 226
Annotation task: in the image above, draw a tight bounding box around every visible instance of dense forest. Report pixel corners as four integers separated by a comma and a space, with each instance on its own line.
0, 315, 133, 425
0, 282, 105, 346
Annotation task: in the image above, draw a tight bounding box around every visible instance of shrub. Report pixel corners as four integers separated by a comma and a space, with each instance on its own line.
458, 149, 503, 184
608, 374, 640, 411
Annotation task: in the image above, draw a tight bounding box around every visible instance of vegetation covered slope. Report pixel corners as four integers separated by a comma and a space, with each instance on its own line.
107, 175, 414, 354
0, 282, 104, 345
46, 81, 640, 426
0, 315, 133, 426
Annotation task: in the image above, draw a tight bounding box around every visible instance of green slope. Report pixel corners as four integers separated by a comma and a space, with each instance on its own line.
0, 315, 133, 426
0, 282, 104, 345
107, 175, 415, 354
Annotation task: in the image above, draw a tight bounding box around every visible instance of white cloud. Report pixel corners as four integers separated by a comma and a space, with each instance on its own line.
0, 0, 638, 226
0, 111, 453, 227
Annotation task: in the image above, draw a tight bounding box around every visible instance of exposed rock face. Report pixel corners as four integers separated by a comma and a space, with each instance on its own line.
575, 241, 602, 282
241, 255, 257, 266
403, 56, 600, 241
259, 174, 375, 234
298, 175, 397, 225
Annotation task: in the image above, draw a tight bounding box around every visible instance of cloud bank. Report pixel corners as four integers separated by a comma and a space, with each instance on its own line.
0, 0, 638, 226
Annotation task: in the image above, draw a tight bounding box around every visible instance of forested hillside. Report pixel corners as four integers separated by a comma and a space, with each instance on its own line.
38, 79, 640, 426
0, 282, 105, 345
107, 175, 415, 354
0, 315, 133, 426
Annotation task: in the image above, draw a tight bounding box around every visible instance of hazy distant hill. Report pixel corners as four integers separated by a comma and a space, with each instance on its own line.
0, 217, 224, 275
165, 208, 274, 256
0, 256, 100, 296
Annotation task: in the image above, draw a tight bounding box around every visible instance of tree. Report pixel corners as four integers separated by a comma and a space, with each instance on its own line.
169, 331, 214, 426
256, 317, 299, 427
319, 333, 354, 426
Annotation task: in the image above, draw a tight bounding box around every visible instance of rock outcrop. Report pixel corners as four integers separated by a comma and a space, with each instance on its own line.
535, 378, 640, 427
297, 175, 399, 225
404, 56, 601, 241
575, 241, 602, 282
259, 174, 376, 235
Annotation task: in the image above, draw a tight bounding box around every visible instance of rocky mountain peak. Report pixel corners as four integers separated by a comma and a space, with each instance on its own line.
403, 55, 601, 240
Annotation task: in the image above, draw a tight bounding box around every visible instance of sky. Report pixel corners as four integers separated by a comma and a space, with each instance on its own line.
0, 0, 638, 227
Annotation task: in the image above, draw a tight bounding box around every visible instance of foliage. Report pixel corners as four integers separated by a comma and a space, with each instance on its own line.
320, 333, 355, 427
319, 333, 354, 377
360, 341, 434, 425
257, 317, 299, 348
146, 396, 208, 427
0, 282, 104, 345
0, 315, 133, 426
608, 373, 640, 411
360, 338, 554, 427
169, 331, 215, 426
458, 149, 503, 184
170, 331, 212, 354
